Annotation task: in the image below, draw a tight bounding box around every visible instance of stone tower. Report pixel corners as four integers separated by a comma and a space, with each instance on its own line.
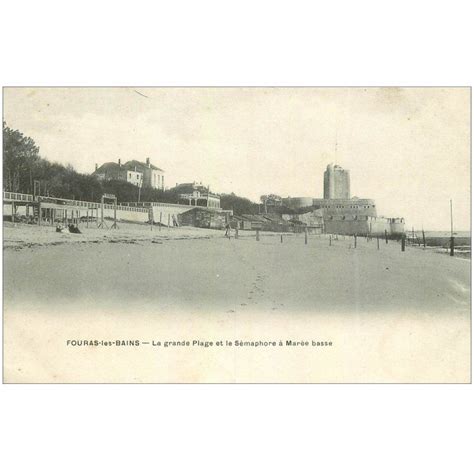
323, 164, 350, 199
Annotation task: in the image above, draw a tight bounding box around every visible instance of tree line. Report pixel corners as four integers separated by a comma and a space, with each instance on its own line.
3, 122, 259, 213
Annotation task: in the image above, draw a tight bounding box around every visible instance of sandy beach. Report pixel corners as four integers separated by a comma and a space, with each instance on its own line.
2, 220, 224, 250
3, 222, 471, 383
3, 222, 471, 315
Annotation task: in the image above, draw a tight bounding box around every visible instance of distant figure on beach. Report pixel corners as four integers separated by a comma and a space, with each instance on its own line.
225, 223, 231, 237
68, 224, 81, 234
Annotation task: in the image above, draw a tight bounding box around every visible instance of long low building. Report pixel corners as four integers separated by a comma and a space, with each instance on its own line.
3, 191, 223, 228
312, 198, 377, 217
282, 197, 377, 216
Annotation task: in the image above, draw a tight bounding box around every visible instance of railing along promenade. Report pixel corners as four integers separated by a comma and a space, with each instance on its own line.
3, 191, 148, 213
4, 192, 227, 213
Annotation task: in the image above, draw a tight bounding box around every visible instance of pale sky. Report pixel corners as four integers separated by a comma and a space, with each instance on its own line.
3, 87, 471, 231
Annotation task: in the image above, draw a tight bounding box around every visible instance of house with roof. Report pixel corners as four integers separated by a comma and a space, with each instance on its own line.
170, 182, 221, 208
93, 158, 165, 190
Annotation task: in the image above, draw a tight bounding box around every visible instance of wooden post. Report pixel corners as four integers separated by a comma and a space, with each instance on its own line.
385, 229, 388, 244
86, 209, 89, 228
256, 229, 260, 241
11, 202, 15, 223
168, 214, 170, 229
305, 228, 308, 245
38, 202, 41, 226
235, 228, 239, 239
401, 235, 406, 252
450, 199, 454, 236
422, 229, 426, 249
354, 234, 357, 249
280, 234, 283, 243
329, 234, 332, 246
450, 200, 454, 257
377, 236, 380, 250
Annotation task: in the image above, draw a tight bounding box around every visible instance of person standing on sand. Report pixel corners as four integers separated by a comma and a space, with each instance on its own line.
225, 222, 231, 238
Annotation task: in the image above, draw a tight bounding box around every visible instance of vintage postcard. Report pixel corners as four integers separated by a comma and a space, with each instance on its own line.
2, 87, 471, 383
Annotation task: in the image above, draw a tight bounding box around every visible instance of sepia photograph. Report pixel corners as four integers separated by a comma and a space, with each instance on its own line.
2, 87, 471, 383
2, 3, 474, 474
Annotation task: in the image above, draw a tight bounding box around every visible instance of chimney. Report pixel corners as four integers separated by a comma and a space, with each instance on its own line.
118, 158, 121, 167
95, 164, 98, 171
146, 157, 150, 168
